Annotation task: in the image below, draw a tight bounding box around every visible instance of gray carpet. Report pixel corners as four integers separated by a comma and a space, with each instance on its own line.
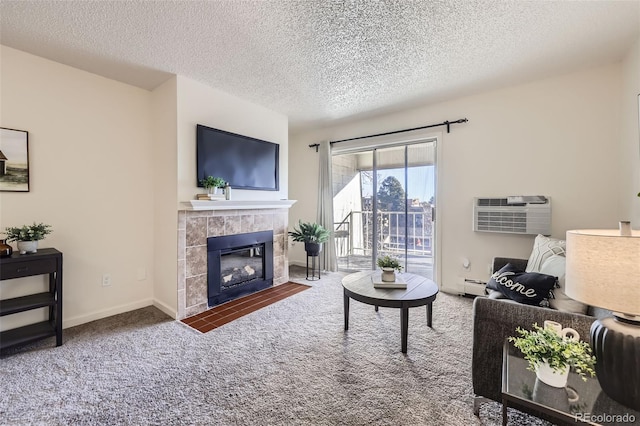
0, 267, 547, 425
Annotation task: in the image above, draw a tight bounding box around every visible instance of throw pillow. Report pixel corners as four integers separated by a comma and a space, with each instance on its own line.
540, 254, 589, 315
487, 289, 507, 299
525, 234, 566, 272
488, 263, 557, 306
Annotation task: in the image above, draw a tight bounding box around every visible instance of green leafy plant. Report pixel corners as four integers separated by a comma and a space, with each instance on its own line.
199, 176, 226, 189
4, 222, 53, 242
509, 324, 595, 381
288, 221, 330, 244
376, 255, 403, 272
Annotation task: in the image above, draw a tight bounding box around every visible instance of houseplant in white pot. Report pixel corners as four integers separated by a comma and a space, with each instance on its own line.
199, 176, 226, 195
509, 323, 595, 388
376, 255, 403, 282
288, 221, 330, 256
4, 222, 53, 254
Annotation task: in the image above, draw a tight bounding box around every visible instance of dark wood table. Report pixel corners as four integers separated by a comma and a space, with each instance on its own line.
0, 248, 63, 351
342, 270, 438, 353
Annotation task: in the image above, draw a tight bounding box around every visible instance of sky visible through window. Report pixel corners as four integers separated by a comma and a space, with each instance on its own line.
361, 166, 435, 203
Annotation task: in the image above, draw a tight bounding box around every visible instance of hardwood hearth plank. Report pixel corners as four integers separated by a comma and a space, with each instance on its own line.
181, 282, 310, 333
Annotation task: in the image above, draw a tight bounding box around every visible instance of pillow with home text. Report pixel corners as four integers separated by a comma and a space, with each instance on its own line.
487, 263, 557, 306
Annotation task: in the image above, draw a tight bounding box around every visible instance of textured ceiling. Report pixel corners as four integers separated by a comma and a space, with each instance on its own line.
1, 0, 639, 130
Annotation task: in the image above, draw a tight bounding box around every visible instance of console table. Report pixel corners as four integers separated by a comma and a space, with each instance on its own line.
0, 248, 63, 351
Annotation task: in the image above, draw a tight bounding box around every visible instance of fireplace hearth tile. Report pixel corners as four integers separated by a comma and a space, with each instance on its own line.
207, 216, 225, 237
240, 215, 254, 232
186, 217, 207, 247
253, 214, 274, 231
181, 282, 311, 333
185, 246, 207, 276
186, 274, 207, 307
224, 216, 241, 235
178, 259, 186, 290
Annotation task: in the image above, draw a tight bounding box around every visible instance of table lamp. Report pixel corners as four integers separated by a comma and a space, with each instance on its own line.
565, 227, 640, 411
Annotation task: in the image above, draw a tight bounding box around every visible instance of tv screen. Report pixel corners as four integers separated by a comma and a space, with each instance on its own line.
196, 124, 279, 191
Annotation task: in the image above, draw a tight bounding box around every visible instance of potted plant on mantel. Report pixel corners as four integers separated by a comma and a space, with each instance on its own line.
4, 222, 53, 254
509, 323, 595, 388
199, 176, 226, 195
288, 221, 330, 256
376, 255, 403, 282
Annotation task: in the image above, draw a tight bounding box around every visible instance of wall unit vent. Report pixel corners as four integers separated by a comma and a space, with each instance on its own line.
473, 196, 551, 235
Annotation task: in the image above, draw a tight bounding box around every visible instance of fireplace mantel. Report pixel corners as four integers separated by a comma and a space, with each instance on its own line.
181, 200, 296, 211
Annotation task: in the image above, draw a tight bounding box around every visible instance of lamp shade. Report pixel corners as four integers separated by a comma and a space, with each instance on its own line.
565, 229, 640, 316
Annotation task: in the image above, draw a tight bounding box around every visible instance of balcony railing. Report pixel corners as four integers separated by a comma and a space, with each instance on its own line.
334, 210, 433, 258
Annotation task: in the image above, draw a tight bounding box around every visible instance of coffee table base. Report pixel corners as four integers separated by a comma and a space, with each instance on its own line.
343, 292, 435, 354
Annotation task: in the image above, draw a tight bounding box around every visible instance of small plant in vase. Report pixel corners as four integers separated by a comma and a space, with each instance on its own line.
200, 176, 226, 195
377, 255, 403, 282
4, 222, 53, 254
509, 324, 595, 388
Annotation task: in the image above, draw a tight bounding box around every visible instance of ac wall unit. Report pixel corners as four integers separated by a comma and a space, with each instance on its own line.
473, 196, 551, 235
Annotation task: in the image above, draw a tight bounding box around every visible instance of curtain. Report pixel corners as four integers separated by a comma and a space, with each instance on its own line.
317, 140, 337, 272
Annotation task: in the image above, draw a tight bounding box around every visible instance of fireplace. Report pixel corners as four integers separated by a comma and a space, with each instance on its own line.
178, 202, 293, 319
207, 230, 274, 307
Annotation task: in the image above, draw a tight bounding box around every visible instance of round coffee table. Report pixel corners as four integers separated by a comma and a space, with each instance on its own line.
342, 270, 439, 353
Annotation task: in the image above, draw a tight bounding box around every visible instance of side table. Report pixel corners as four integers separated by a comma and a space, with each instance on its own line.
501, 340, 639, 425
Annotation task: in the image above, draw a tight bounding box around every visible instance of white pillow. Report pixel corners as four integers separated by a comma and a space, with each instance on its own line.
539, 254, 589, 315
525, 234, 566, 273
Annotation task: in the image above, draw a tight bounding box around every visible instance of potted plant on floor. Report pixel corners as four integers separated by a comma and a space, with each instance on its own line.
509, 323, 595, 388
288, 221, 330, 256
4, 222, 53, 254
377, 255, 403, 282
200, 176, 226, 195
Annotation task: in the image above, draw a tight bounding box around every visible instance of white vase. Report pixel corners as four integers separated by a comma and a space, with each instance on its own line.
535, 361, 569, 388
381, 267, 396, 282
17, 240, 38, 255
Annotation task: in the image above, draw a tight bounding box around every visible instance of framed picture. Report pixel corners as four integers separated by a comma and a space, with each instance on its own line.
0, 127, 30, 192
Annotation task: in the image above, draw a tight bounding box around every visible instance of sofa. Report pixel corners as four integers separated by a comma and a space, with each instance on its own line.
471, 256, 608, 416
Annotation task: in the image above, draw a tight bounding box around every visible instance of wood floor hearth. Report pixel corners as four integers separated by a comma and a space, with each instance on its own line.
180, 282, 310, 333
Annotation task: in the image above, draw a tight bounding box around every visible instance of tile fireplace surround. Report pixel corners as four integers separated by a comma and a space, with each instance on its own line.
177, 200, 295, 319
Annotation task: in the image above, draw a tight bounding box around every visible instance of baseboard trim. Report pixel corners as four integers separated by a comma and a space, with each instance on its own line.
153, 299, 177, 319
63, 298, 154, 328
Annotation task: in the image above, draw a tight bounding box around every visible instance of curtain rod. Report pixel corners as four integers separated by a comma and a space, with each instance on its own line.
308, 118, 468, 152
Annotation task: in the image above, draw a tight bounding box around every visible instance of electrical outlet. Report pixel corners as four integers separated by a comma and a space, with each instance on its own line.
102, 273, 112, 287
137, 267, 146, 281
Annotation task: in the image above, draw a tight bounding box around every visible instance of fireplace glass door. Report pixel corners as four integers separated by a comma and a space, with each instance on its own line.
220, 245, 264, 289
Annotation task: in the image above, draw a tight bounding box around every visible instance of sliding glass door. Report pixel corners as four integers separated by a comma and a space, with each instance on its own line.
332, 140, 436, 279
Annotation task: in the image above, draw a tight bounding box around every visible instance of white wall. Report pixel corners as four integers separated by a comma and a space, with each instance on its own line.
619, 37, 640, 226
0, 49, 290, 326
151, 77, 178, 316
176, 76, 288, 203
0, 46, 155, 329
290, 63, 626, 294
141, 75, 290, 319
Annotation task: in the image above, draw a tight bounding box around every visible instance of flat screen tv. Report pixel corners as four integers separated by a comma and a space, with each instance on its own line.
196, 124, 279, 191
